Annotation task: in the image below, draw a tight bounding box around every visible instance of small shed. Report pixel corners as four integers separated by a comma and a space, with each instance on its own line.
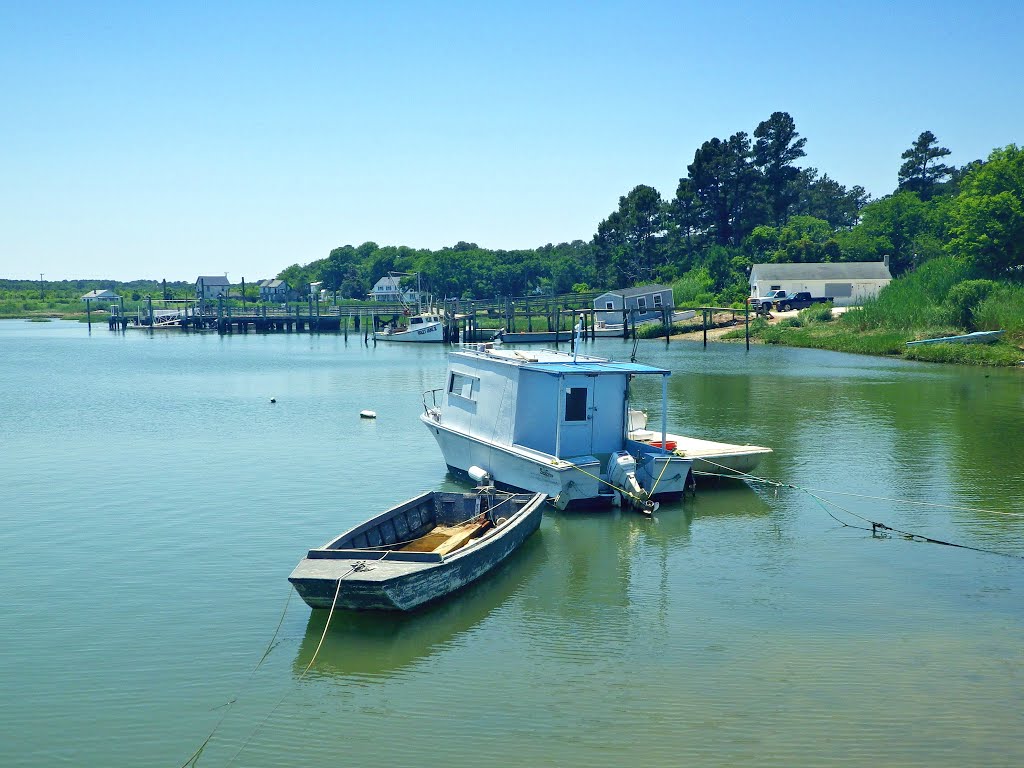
258, 279, 291, 301
593, 285, 674, 324
196, 275, 231, 300
81, 289, 119, 302
749, 261, 892, 307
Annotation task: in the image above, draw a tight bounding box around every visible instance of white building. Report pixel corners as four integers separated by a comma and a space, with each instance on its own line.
81, 289, 119, 302
593, 284, 674, 324
369, 275, 420, 303
749, 260, 893, 307
196, 275, 232, 300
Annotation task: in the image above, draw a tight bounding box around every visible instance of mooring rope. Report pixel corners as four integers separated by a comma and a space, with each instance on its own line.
179, 589, 294, 768
224, 550, 390, 766
647, 450, 677, 497
562, 460, 648, 506
693, 460, 1024, 560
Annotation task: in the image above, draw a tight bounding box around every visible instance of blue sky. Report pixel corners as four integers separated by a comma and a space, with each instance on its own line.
1, 1, 1020, 281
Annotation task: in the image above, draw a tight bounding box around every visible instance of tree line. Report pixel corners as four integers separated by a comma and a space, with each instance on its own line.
278, 112, 1021, 304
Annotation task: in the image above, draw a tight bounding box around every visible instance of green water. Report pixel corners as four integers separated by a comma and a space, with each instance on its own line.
1, 320, 1022, 767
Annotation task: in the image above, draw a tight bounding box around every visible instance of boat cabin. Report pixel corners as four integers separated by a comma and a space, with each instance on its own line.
409, 313, 442, 326
441, 347, 671, 461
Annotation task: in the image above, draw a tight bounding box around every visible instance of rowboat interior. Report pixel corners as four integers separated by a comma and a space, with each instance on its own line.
305, 492, 533, 564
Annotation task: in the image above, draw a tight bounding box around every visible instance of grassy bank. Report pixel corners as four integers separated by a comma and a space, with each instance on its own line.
720, 258, 1024, 366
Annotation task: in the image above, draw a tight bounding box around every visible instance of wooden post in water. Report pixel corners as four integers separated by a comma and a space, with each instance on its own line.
216, 296, 223, 334
745, 301, 750, 351
663, 307, 670, 345
85, 298, 92, 329
703, 309, 708, 348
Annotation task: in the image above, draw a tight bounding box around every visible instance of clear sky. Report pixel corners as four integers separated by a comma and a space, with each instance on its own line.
1, 1, 1021, 281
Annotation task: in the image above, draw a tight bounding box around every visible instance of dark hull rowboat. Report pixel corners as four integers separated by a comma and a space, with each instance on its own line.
289, 490, 546, 612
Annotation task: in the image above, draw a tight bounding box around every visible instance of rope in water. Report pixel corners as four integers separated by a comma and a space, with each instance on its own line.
225, 550, 391, 766
179, 590, 293, 767
693, 459, 1024, 560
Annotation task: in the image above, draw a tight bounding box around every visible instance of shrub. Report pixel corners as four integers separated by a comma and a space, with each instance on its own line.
973, 284, 1024, 336
672, 267, 714, 305
944, 279, 999, 330
798, 302, 834, 325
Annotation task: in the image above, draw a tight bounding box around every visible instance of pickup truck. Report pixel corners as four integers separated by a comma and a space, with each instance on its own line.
751, 290, 834, 313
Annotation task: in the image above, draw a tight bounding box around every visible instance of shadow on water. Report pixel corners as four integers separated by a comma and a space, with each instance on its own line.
292, 534, 546, 679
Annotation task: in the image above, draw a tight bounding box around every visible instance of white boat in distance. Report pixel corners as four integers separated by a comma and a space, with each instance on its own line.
421, 345, 694, 513
374, 310, 445, 342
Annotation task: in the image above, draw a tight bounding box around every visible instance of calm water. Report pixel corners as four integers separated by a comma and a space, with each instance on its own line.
1, 320, 1022, 767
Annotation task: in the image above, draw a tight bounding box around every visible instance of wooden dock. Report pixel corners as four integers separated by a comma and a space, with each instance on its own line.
94, 293, 749, 347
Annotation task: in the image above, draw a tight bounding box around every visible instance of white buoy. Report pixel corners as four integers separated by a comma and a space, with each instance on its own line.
359, 410, 377, 419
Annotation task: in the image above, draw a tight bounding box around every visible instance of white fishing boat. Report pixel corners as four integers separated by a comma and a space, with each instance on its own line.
420, 340, 694, 513
373, 271, 446, 343
626, 410, 772, 477
374, 310, 445, 342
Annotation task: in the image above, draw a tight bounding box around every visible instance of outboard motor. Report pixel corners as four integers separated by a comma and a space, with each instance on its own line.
606, 451, 658, 515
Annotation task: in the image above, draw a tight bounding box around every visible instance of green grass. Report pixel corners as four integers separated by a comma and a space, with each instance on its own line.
904, 342, 1023, 366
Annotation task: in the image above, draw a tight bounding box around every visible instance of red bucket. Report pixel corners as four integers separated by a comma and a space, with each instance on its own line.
650, 441, 677, 451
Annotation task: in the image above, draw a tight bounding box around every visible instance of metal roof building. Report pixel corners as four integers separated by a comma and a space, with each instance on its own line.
749, 261, 893, 307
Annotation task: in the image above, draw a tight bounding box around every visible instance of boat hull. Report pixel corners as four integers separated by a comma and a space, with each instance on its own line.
374, 321, 445, 342
422, 414, 692, 509
289, 492, 545, 611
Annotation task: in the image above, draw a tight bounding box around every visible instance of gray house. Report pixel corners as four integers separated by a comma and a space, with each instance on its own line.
196, 275, 232, 300
749, 260, 892, 307
258, 279, 291, 301
593, 284, 674, 324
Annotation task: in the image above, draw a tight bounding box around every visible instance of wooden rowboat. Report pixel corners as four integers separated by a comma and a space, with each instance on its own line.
289, 490, 546, 612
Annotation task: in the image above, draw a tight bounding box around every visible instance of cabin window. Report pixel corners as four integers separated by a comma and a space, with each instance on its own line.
448, 372, 477, 401
653, 294, 663, 308
564, 387, 588, 421
605, 301, 614, 310
410, 317, 422, 325
636, 296, 647, 310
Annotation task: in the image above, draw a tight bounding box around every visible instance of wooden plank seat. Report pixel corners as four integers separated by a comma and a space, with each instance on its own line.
400, 521, 487, 555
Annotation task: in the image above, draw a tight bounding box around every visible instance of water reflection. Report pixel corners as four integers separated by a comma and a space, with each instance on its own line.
292, 535, 545, 679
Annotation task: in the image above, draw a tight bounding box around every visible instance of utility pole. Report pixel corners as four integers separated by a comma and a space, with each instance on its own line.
39, 274, 44, 299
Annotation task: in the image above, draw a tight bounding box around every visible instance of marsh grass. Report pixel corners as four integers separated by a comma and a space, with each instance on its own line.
904, 342, 1023, 366
839, 257, 970, 332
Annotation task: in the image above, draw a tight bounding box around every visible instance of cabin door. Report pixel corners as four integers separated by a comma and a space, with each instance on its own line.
557, 374, 595, 458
